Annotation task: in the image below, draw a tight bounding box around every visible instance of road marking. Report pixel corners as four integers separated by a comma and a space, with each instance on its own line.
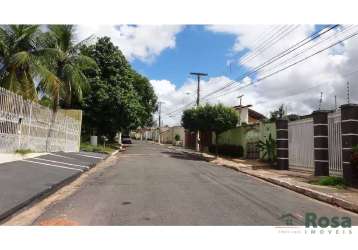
75, 154, 104, 159
22, 160, 83, 172
33, 158, 89, 169
48, 153, 78, 160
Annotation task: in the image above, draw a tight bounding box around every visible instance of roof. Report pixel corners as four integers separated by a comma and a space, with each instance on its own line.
248, 108, 266, 120
233, 105, 266, 120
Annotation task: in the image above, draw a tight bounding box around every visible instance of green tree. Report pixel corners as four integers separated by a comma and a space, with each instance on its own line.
37, 25, 97, 110
81, 37, 156, 140
182, 104, 238, 154
0, 25, 57, 100
130, 71, 157, 127
269, 104, 286, 121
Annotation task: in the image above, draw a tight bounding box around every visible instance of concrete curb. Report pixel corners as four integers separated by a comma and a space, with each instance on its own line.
0, 149, 120, 223
180, 149, 358, 214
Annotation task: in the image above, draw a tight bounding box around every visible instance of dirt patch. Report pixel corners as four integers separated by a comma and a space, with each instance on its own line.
37, 218, 80, 226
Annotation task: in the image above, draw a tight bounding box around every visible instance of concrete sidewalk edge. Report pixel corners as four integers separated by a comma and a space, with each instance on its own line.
179, 149, 358, 214
0, 149, 120, 223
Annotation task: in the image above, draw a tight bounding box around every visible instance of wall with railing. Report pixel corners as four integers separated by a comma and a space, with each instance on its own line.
216, 121, 276, 159
0, 87, 82, 153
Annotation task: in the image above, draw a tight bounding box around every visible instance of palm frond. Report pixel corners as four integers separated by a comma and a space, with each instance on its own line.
35, 63, 62, 109
48, 25, 74, 52
9, 51, 31, 67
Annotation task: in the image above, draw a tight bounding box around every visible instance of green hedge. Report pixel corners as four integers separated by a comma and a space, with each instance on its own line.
209, 144, 244, 157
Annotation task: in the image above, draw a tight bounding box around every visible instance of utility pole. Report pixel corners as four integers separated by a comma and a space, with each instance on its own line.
190, 72, 208, 107
347, 81, 350, 104
157, 101, 164, 144
334, 95, 337, 110
237, 95, 244, 106
190, 72, 208, 152
318, 92, 323, 110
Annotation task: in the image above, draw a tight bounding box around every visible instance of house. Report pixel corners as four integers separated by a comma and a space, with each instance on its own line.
233, 104, 266, 125
160, 126, 185, 146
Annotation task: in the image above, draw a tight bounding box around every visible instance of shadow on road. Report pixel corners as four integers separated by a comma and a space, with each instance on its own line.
161, 151, 206, 161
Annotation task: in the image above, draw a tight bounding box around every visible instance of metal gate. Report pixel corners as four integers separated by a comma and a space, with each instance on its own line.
328, 110, 343, 176
288, 118, 314, 170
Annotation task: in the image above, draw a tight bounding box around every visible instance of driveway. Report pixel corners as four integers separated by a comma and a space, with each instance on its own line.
30, 141, 358, 225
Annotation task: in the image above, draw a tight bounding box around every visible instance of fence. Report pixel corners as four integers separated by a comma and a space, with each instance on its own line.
328, 110, 343, 176
288, 118, 314, 170
0, 87, 82, 153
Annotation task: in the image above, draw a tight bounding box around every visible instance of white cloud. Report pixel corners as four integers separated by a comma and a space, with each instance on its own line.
204, 25, 358, 116
150, 76, 258, 126
153, 25, 358, 127
76, 25, 183, 62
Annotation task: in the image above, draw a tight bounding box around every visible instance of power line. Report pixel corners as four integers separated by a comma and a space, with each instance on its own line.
190, 72, 208, 106
165, 26, 358, 118
258, 25, 352, 75
215, 28, 358, 100
196, 25, 341, 103
239, 25, 300, 66
163, 25, 353, 118
164, 26, 306, 116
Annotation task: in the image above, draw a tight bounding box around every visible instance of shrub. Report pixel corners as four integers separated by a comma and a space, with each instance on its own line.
209, 144, 244, 157
174, 134, 180, 141
310, 176, 345, 188
15, 149, 33, 155
257, 133, 276, 163
80, 142, 117, 154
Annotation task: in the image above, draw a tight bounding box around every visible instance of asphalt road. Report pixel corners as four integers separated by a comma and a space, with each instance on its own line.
33, 141, 358, 225
0, 151, 106, 221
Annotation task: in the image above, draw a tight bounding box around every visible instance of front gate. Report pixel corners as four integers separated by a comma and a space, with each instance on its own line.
288, 118, 314, 170
328, 110, 343, 176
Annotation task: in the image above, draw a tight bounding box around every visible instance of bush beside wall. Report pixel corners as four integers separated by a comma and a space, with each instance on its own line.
209, 144, 244, 157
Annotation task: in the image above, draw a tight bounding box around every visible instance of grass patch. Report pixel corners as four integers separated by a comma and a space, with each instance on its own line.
309, 176, 346, 189
80, 142, 119, 154
15, 149, 33, 155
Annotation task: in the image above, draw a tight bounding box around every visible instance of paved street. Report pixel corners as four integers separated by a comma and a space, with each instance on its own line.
0, 151, 106, 221
29, 141, 358, 225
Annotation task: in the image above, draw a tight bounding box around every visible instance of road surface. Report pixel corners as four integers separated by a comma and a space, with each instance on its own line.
32, 141, 358, 225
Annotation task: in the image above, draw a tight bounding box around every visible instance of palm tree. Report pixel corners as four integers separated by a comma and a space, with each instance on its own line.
38, 25, 96, 110
0, 25, 57, 100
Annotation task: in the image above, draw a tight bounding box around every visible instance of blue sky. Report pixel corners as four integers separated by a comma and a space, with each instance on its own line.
130, 25, 330, 86
131, 25, 246, 86
77, 24, 358, 125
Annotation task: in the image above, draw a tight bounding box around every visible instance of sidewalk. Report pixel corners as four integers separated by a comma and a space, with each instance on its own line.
0, 151, 117, 222
168, 145, 358, 214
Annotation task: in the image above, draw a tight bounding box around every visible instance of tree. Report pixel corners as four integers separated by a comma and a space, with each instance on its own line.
37, 25, 97, 110
269, 104, 286, 121
182, 104, 238, 155
129, 71, 157, 127
0, 25, 57, 101
80, 37, 157, 141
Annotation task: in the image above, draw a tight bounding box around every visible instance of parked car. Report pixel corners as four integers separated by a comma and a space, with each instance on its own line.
121, 135, 132, 144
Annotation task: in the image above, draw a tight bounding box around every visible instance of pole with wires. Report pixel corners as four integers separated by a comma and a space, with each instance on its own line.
318, 92, 323, 110
157, 101, 164, 144
347, 81, 350, 104
190, 72, 207, 151
335, 95, 337, 110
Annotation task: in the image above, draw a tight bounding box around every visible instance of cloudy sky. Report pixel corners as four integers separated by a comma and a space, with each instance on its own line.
76, 25, 358, 126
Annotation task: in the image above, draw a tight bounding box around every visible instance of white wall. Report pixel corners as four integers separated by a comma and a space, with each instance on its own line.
0, 87, 82, 153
